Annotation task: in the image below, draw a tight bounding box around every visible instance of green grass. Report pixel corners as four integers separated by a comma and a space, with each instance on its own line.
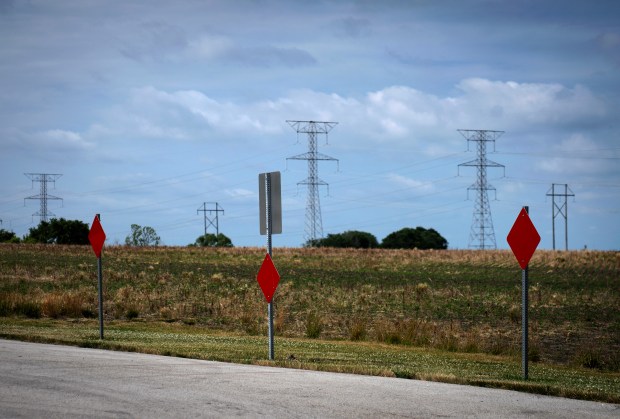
0, 244, 618, 402
0, 318, 618, 404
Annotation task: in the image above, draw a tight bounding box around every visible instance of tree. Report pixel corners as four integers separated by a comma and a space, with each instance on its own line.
381, 227, 448, 250
0, 229, 20, 243
24, 218, 89, 245
306, 230, 379, 249
195, 233, 233, 247
125, 224, 161, 246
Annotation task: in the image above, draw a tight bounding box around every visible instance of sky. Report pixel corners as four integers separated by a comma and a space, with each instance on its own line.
1, 0, 619, 250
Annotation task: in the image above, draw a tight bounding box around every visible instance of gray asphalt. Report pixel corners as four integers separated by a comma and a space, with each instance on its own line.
0, 339, 618, 418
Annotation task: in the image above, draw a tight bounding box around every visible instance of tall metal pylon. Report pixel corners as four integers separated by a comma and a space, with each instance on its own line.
546, 183, 574, 250
286, 120, 338, 244
457, 130, 505, 249
24, 173, 63, 222
197, 202, 224, 236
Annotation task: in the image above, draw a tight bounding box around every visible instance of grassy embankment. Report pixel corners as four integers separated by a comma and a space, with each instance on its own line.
0, 244, 618, 403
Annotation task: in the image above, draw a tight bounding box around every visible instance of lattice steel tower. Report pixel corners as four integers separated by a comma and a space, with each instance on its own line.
287, 120, 338, 244
24, 173, 63, 222
457, 130, 505, 249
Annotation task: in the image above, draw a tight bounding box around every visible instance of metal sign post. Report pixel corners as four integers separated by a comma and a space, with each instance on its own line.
88, 214, 106, 340
522, 249, 529, 379
97, 246, 103, 339
265, 173, 274, 360
258, 172, 282, 361
507, 206, 540, 380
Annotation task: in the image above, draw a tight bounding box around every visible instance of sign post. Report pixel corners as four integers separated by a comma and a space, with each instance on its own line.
88, 214, 106, 340
258, 172, 282, 360
507, 206, 540, 380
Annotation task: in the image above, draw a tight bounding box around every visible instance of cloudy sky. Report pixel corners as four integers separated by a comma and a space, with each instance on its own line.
1, 0, 619, 250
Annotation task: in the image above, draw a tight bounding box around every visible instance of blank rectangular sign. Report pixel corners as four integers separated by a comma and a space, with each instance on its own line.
259, 171, 282, 235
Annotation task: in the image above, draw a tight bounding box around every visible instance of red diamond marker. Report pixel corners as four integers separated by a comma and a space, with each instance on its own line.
88, 215, 106, 258
257, 253, 280, 303
507, 208, 540, 269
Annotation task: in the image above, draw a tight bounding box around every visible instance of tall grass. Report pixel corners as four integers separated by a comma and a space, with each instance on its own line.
0, 244, 618, 371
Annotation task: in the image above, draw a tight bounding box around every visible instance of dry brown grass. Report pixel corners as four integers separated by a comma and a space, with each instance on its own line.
1, 244, 618, 371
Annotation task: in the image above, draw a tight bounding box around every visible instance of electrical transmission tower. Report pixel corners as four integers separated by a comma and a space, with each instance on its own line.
197, 202, 224, 236
546, 184, 574, 250
457, 130, 505, 250
24, 173, 63, 222
286, 120, 338, 244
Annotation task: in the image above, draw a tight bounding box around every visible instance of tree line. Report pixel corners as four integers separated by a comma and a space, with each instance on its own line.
0, 219, 232, 247
306, 227, 448, 250
1, 219, 447, 250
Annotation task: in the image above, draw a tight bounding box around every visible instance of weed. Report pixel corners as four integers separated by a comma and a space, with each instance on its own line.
415, 282, 430, 301
15, 300, 42, 319
0, 245, 618, 371
126, 308, 140, 320
81, 308, 97, 319
348, 319, 367, 341
573, 347, 604, 370
508, 305, 520, 323
305, 312, 322, 339
0, 301, 10, 317
41, 293, 85, 318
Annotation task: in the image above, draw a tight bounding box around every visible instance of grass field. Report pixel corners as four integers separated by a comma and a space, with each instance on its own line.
1, 244, 618, 402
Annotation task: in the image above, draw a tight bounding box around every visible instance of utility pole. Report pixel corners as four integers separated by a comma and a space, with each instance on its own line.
24, 173, 63, 222
197, 202, 224, 236
546, 184, 574, 251
286, 120, 338, 244
457, 130, 505, 249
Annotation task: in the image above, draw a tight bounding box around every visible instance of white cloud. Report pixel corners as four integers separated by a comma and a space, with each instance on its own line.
225, 188, 255, 200
186, 34, 316, 67
387, 173, 435, 193
187, 35, 234, 59
536, 133, 613, 175
454, 79, 607, 128
91, 78, 610, 161
6, 129, 94, 153
42, 129, 92, 150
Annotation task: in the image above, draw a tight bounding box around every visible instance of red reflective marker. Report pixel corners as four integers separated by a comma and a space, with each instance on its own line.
257, 253, 280, 303
88, 215, 106, 258
507, 207, 540, 269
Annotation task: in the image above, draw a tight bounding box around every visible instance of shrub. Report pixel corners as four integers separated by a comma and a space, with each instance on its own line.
195, 233, 233, 247
24, 219, 89, 245
306, 230, 379, 248
381, 227, 448, 249
0, 229, 20, 243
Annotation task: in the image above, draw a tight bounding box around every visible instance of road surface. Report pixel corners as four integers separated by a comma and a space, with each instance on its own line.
0, 339, 617, 418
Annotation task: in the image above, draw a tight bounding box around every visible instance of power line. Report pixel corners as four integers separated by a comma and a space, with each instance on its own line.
286, 120, 338, 244
24, 173, 63, 223
457, 129, 505, 250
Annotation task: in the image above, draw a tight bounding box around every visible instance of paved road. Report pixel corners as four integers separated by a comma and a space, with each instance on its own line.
0, 339, 617, 418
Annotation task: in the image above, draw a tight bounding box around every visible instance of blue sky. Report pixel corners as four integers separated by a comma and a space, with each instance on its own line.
1, 0, 619, 250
